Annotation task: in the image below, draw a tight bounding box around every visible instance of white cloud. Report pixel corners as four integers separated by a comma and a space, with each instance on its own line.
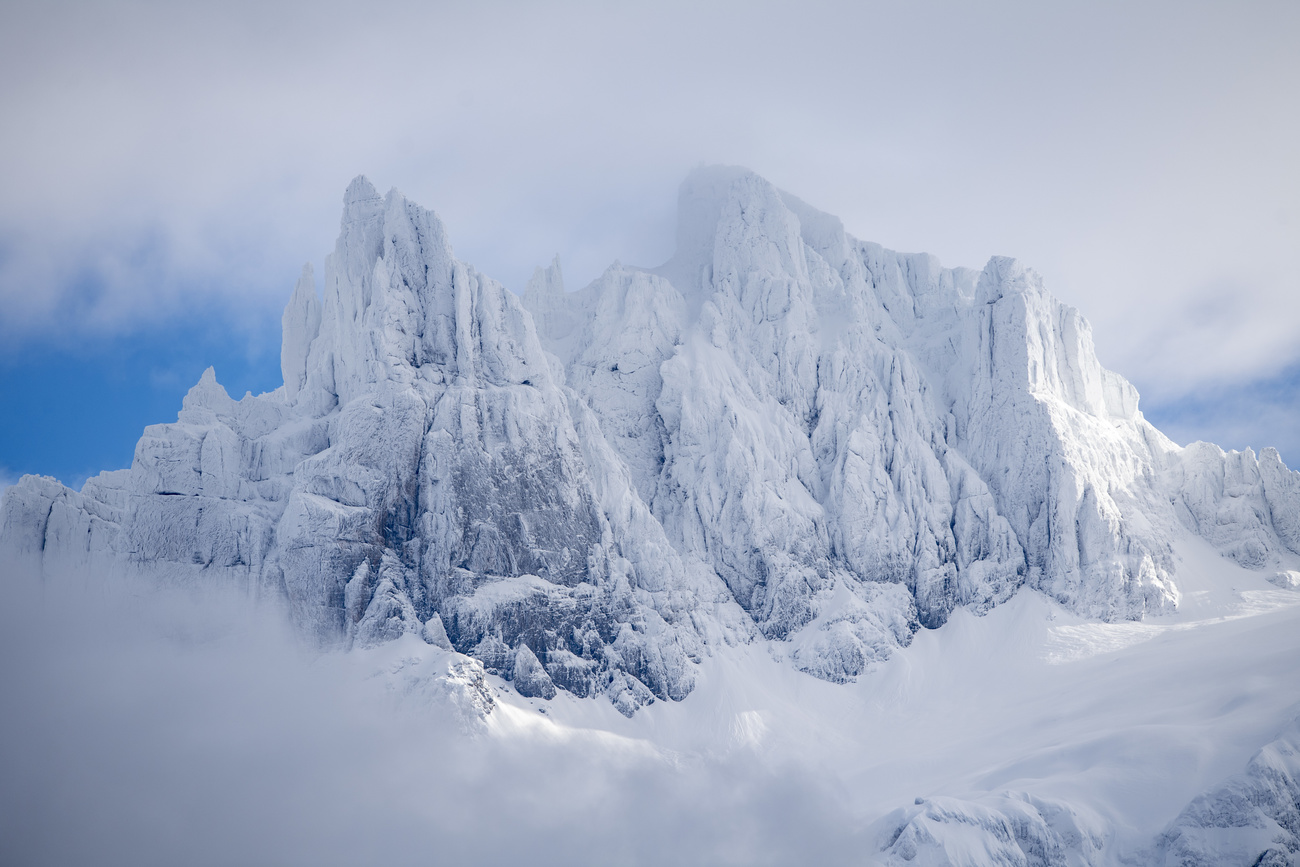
0, 570, 866, 866
0, 0, 1297, 419
1143, 364, 1300, 464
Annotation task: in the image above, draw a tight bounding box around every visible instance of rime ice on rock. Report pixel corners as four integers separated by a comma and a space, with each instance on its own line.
4, 167, 1300, 712
1144, 717, 1300, 867
281, 263, 321, 403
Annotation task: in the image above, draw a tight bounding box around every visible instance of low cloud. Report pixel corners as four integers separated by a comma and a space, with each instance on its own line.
0, 570, 868, 867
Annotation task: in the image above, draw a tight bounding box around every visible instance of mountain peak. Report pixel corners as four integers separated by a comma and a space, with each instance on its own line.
343, 174, 379, 206
5, 166, 1300, 722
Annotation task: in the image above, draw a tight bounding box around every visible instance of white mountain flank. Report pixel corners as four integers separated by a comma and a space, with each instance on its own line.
4, 167, 1300, 865
5, 166, 1298, 705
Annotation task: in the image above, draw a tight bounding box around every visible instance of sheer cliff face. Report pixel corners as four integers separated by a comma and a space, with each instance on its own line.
4, 168, 1300, 712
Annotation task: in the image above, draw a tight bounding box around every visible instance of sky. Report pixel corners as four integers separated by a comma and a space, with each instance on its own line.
1, 0, 1299, 487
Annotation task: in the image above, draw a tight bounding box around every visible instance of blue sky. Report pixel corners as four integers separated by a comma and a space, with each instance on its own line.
1142, 364, 1300, 466
1, 0, 1298, 487
0, 311, 282, 488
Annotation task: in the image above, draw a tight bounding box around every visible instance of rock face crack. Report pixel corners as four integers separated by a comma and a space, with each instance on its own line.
4, 167, 1300, 714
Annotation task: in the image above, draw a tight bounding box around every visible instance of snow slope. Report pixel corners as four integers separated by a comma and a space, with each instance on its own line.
2, 167, 1299, 865
471, 530, 1300, 865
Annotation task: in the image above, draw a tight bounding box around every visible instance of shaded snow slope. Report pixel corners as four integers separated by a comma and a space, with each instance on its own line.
4, 167, 1300, 714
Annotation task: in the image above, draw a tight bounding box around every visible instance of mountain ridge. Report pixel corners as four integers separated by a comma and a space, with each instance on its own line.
4, 166, 1299, 714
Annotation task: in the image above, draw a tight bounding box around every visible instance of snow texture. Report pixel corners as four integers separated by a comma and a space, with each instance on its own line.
874, 792, 1108, 866
4, 166, 1300, 716
1154, 719, 1300, 867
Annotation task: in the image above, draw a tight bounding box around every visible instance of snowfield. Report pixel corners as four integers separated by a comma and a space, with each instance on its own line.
2, 167, 1298, 866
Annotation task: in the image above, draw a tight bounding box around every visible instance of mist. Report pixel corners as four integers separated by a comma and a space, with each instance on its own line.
0, 569, 869, 867
2, 1, 1297, 390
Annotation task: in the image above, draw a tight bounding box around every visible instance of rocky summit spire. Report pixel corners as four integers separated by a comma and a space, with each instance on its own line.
281, 262, 320, 403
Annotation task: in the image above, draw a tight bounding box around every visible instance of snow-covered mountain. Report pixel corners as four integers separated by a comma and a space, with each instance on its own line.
3, 167, 1299, 865
6, 166, 1296, 693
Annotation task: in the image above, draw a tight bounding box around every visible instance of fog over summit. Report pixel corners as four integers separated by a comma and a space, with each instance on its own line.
2, 3, 1296, 436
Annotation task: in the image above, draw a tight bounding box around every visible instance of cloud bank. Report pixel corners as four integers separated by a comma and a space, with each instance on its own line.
1, 0, 1297, 403
0, 571, 868, 867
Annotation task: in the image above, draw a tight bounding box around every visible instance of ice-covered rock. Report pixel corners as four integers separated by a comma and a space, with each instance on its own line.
873, 793, 1109, 866
1154, 718, 1300, 867
512, 642, 557, 700
3, 166, 1300, 708
1168, 442, 1300, 572
526, 166, 1300, 681
0, 177, 749, 715
281, 263, 321, 403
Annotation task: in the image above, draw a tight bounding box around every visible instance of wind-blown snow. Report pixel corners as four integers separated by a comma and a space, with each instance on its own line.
3, 166, 1299, 865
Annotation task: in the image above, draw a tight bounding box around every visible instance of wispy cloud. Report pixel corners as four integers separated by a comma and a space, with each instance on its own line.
1, 2, 1297, 392
1, 1, 1297, 463
1143, 362, 1300, 464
